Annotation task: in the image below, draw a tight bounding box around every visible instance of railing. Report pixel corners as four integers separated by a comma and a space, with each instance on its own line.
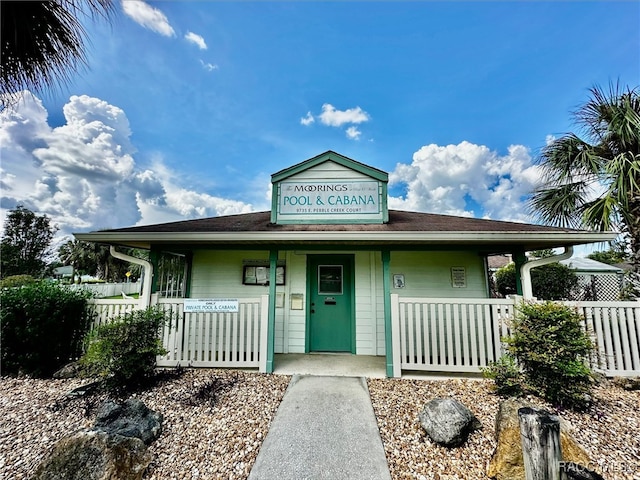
390, 295, 640, 378
154, 297, 269, 371
564, 301, 640, 377
88, 298, 142, 329
85, 296, 269, 372
390, 296, 515, 377
68, 282, 141, 298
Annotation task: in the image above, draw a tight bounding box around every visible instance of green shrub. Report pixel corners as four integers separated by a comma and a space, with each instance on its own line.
482, 354, 524, 397
81, 307, 169, 392
0, 274, 37, 288
0, 281, 93, 376
507, 302, 595, 409
495, 262, 579, 300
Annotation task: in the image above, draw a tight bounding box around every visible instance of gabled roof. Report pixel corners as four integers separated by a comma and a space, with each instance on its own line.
74, 210, 616, 252
271, 151, 388, 182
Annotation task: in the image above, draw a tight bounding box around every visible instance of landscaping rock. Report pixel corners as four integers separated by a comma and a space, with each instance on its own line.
93, 398, 163, 446
53, 361, 82, 379
32, 429, 150, 480
33, 398, 162, 480
418, 397, 482, 447
487, 398, 591, 480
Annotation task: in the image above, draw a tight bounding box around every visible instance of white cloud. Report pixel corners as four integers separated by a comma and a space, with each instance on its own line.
389, 141, 541, 222
318, 104, 370, 127
122, 0, 175, 37
185, 31, 207, 50
300, 112, 315, 126
199, 60, 218, 72
0, 92, 254, 238
345, 126, 361, 140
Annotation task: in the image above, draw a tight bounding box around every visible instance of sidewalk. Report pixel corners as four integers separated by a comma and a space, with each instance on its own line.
248, 375, 392, 480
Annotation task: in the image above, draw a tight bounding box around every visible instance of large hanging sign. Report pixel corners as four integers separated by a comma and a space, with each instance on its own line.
183, 299, 239, 313
279, 181, 380, 215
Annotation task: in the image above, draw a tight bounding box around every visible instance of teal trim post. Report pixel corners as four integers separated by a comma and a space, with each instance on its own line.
266, 248, 278, 373
381, 249, 394, 377
149, 247, 160, 294
513, 248, 527, 296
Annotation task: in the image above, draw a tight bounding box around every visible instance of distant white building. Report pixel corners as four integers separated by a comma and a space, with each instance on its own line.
560, 257, 625, 301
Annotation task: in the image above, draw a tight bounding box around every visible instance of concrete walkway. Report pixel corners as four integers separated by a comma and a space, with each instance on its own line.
248, 375, 391, 480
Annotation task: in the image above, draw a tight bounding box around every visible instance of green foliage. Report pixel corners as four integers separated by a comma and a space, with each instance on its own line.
1, 205, 57, 278
528, 84, 640, 272
587, 248, 627, 266
507, 302, 595, 409
482, 354, 524, 397
0, 274, 36, 288
494, 262, 579, 300
0, 281, 93, 377
81, 307, 169, 392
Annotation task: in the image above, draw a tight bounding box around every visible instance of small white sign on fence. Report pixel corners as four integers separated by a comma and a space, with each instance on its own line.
183, 298, 239, 313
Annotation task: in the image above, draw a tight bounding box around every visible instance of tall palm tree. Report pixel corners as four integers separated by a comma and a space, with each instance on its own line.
1, 0, 113, 108
529, 84, 640, 272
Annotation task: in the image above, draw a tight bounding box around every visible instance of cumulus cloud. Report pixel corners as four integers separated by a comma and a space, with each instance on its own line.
122, 0, 175, 37
185, 31, 207, 50
0, 92, 254, 237
318, 104, 370, 127
389, 141, 541, 222
301, 104, 370, 140
345, 126, 361, 140
300, 112, 315, 126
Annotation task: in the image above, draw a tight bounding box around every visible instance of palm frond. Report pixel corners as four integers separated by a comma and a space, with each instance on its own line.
1, 1, 114, 102
528, 182, 590, 228
582, 195, 620, 232
538, 134, 602, 184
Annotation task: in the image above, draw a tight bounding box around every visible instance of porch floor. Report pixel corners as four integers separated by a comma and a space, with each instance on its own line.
273, 353, 387, 378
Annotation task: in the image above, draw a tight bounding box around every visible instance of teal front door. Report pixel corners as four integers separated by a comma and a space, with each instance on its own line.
308, 255, 354, 352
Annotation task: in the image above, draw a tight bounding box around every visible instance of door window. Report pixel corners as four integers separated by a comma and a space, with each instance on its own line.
318, 265, 343, 294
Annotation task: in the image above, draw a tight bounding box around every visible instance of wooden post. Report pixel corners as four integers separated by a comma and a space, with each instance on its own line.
518, 407, 563, 480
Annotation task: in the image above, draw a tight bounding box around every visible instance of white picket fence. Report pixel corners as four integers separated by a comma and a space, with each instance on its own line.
86, 295, 639, 378
390, 295, 640, 378
86, 296, 268, 372
68, 282, 141, 298
154, 297, 268, 370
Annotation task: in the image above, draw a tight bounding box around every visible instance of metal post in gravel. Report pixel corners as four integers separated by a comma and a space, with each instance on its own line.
518, 407, 563, 480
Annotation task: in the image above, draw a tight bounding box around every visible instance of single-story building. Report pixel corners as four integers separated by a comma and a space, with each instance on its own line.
76, 151, 618, 376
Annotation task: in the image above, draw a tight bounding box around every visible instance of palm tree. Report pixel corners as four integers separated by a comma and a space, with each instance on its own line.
529, 84, 640, 272
1, 0, 113, 108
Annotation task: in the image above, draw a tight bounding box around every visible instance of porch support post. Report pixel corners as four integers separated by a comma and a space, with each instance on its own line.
382, 249, 394, 377
513, 248, 527, 296
265, 248, 278, 373
149, 247, 160, 294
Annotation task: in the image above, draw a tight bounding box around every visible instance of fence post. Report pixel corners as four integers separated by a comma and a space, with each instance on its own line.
390, 294, 402, 378
518, 407, 563, 480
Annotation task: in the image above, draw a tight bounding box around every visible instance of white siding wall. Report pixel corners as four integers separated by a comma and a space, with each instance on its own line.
190, 250, 288, 352
190, 249, 488, 356
289, 161, 371, 180
390, 251, 488, 298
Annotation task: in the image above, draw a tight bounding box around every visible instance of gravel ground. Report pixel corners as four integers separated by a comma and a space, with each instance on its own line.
0, 370, 290, 480
367, 377, 640, 480
1, 371, 638, 479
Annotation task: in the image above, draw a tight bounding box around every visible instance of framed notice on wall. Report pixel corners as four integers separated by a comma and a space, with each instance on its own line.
242, 265, 285, 286
451, 267, 467, 288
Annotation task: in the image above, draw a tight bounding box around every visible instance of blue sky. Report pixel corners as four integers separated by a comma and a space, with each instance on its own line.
1, 1, 638, 251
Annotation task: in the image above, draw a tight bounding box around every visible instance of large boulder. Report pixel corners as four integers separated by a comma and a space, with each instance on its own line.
418, 397, 482, 447
487, 398, 591, 480
94, 398, 163, 446
33, 398, 162, 480
32, 430, 150, 480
